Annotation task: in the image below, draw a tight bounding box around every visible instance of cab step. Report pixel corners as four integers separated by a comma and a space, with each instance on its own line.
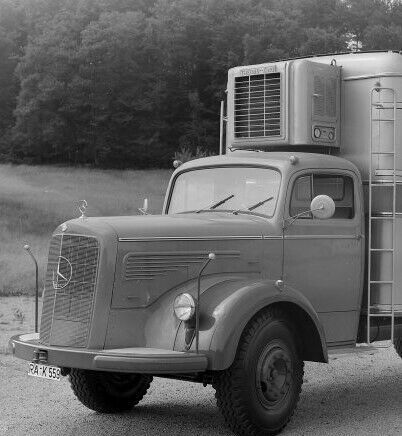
328, 344, 379, 357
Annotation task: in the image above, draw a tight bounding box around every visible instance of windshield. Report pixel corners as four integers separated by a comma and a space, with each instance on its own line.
168, 166, 281, 217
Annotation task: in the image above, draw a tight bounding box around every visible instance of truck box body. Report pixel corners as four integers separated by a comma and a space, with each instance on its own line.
227, 51, 402, 315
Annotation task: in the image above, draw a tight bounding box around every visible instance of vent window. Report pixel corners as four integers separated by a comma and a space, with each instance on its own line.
234, 73, 281, 138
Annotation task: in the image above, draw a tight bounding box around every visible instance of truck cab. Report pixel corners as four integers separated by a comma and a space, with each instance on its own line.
10, 51, 402, 436
167, 151, 365, 350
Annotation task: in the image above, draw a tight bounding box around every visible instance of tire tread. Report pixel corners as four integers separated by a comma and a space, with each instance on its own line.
213, 306, 304, 436
69, 369, 152, 413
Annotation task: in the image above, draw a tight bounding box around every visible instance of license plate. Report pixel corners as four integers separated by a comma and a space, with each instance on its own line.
28, 363, 61, 381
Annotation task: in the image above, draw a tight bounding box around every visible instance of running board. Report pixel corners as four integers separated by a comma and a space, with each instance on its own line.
328, 344, 379, 357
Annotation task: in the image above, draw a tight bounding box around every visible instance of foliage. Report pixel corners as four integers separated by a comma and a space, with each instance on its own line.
174, 145, 210, 164
0, 0, 401, 167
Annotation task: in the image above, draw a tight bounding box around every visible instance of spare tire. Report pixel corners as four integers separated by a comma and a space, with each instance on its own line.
70, 369, 152, 413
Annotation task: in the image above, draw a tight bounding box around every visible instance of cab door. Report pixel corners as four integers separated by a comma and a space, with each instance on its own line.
284, 170, 364, 347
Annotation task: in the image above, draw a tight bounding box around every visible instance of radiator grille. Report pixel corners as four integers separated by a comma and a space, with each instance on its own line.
234, 73, 281, 138
40, 234, 99, 347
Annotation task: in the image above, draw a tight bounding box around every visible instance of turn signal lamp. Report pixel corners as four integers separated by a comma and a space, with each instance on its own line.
174, 293, 196, 321
313, 127, 321, 138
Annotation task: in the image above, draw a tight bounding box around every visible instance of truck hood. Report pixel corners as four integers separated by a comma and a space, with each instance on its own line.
61, 212, 274, 240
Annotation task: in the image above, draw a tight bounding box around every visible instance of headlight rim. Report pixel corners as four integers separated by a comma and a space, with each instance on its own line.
173, 292, 196, 321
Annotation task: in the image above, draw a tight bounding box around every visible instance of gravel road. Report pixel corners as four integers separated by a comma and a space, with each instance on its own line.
0, 346, 401, 436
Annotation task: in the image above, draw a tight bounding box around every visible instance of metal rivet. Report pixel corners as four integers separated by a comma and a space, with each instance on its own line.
275, 279, 284, 290
289, 155, 299, 165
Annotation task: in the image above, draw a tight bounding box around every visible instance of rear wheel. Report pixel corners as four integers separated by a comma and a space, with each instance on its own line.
69, 369, 152, 413
394, 338, 402, 358
213, 307, 304, 436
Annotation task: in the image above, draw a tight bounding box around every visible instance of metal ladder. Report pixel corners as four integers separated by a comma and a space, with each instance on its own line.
367, 87, 397, 345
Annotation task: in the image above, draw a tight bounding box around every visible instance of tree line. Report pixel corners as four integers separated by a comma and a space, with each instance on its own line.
0, 0, 401, 168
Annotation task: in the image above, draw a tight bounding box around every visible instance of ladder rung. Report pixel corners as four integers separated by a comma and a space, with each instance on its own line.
370, 248, 394, 252
371, 119, 395, 121
375, 170, 402, 176
370, 216, 394, 220
371, 102, 396, 107
369, 280, 393, 284
368, 313, 395, 318
371, 152, 395, 155
369, 180, 402, 185
370, 182, 396, 186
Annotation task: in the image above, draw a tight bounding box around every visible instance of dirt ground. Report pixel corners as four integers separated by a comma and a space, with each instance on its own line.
0, 297, 401, 436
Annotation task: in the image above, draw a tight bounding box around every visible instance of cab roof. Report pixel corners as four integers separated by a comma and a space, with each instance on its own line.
177, 151, 360, 175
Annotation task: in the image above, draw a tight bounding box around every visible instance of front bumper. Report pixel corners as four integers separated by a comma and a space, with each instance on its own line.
10, 333, 208, 374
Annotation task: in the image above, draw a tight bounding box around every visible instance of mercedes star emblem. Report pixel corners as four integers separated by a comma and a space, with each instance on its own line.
52, 256, 72, 290
79, 199, 88, 219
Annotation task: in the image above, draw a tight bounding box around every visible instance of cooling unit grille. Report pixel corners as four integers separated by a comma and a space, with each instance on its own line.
313, 75, 337, 119
234, 73, 281, 138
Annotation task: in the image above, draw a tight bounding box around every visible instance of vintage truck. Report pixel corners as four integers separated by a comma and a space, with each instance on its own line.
10, 51, 402, 436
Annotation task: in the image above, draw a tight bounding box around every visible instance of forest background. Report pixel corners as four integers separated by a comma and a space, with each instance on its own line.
0, 0, 402, 168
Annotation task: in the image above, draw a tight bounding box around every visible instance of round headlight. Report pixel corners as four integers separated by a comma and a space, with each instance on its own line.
174, 293, 196, 321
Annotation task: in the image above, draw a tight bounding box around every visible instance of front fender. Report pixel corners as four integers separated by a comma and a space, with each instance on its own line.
198, 279, 328, 370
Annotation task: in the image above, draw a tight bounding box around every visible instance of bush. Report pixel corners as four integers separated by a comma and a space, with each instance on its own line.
173, 146, 213, 164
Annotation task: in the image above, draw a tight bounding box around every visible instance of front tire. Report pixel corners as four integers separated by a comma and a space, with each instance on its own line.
213, 307, 304, 436
69, 369, 152, 413
394, 337, 402, 358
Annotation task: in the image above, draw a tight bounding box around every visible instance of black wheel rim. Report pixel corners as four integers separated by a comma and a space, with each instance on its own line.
255, 342, 293, 409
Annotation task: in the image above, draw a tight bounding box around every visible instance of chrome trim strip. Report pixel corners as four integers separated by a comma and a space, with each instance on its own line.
283, 234, 360, 240
119, 236, 263, 242
120, 234, 359, 242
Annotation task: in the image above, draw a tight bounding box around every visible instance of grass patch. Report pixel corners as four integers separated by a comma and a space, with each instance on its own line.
0, 164, 171, 295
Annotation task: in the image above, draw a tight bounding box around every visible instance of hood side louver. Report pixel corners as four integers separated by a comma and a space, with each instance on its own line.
124, 251, 240, 281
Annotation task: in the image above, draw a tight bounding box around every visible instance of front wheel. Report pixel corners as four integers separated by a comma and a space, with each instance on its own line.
394, 338, 402, 359
69, 369, 152, 413
213, 307, 304, 436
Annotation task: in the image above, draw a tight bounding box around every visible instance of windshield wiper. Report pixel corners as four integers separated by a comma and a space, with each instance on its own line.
196, 194, 235, 213
248, 196, 274, 211
233, 196, 274, 214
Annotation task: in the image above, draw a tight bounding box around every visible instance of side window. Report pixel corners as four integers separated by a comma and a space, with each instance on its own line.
290, 174, 355, 219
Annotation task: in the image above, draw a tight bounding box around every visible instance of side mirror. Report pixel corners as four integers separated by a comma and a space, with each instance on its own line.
139, 198, 149, 215
310, 195, 335, 220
